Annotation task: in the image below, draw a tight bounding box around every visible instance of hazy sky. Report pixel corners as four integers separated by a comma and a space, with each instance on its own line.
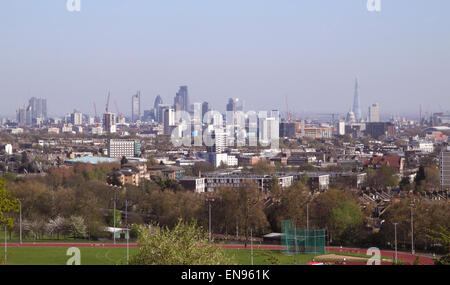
1, 0, 450, 118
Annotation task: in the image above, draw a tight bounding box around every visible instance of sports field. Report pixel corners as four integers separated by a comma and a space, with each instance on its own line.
0, 245, 401, 265
1, 246, 319, 265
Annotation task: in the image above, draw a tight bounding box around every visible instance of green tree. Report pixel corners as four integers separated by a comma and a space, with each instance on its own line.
0, 178, 20, 228
108, 209, 122, 227
65, 215, 88, 239
129, 220, 235, 265
427, 226, 450, 265
328, 200, 363, 244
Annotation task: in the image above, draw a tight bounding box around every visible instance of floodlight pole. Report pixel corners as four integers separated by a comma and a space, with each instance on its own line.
206, 196, 215, 244
294, 222, 297, 253
19, 199, 22, 245
4, 225, 7, 265
209, 199, 212, 243
393, 223, 398, 263
113, 187, 117, 245
250, 228, 253, 265
126, 199, 129, 265
410, 203, 415, 255
306, 203, 309, 232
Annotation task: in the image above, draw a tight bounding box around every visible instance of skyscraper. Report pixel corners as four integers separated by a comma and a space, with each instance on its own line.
226, 98, 236, 112
153, 95, 163, 123
369, 103, 380, 122
174, 86, 189, 112
154, 95, 163, 109
132, 91, 141, 122
202, 101, 211, 120
163, 107, 175, 135
352, 78, 361, 123
28, 97, 47, 122
103, 113, 116, 134
16, 108, 26, 126
226, 98, 244, 113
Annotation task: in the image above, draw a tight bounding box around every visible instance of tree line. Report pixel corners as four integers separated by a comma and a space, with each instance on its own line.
0, 162, 448, 256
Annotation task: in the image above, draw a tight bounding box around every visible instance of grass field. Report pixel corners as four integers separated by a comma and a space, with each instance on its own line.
0, 246, 320, 265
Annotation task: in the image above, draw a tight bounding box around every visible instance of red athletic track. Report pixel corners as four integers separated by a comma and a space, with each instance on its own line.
6, 243, 435, 265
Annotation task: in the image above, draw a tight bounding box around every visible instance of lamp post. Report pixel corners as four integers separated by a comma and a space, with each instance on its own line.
4, 225, 6, 265
206, 196, 215, 244
306, 202, 309, 232
111, 185, 119, 245
125, 199, 129, 265
410, 203, 415, 255
393, 223, 398, 263
113, 193, 116, 245
250, 228, 253, 265
19, 199, 22, 245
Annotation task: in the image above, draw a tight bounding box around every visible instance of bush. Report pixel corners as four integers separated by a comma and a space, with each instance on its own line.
129, 219, 235, 265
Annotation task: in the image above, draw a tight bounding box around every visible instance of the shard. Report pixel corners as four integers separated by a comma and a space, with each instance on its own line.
353, 78, 361, 122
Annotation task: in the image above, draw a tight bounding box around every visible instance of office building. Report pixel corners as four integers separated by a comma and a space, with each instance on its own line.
440, 148, 450, 188
152, 95, 163, 123
178, 177, 206, 193
203, 172, 293, 193
365, 122, 395, 139
279, 122, 297, 138
338, 120, 346, 136
132, 91, 141, 122
108, 139, 141, 158
226, 98, 244, 113
163, 107, 175, 135
16, 108, 26, 126
369, 103, 380, 122
28, 97, 47, 121
202, 101, 211, 120
174, 86, 189, 112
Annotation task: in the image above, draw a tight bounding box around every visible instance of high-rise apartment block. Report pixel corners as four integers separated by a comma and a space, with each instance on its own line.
71, 111, 83, 125
103, 113, 116, 134
132, 91, 141, 122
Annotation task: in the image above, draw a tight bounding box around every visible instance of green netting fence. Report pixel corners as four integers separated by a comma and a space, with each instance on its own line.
281, 220, 326, 255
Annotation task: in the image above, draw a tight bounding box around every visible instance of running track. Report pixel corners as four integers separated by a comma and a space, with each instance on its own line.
6, 243, 435, 265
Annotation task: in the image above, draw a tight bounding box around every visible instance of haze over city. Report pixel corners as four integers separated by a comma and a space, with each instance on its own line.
1, 0, 450, 118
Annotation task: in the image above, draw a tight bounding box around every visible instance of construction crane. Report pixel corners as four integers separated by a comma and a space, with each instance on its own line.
93, 102, 99, 126
285, 95, 291, 123
115, 100, 123, 123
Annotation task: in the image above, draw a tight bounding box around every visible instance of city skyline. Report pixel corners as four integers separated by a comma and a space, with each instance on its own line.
2, 1, 450, 117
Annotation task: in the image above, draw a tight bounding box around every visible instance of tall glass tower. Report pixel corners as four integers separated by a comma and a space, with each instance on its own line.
353, 78, 361, 122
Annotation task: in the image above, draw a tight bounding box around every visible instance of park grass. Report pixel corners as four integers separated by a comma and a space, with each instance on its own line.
0, 247, 318, 265
226, 249, 317, 265
0, 229, 116, 244
2, 246, 138, 265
